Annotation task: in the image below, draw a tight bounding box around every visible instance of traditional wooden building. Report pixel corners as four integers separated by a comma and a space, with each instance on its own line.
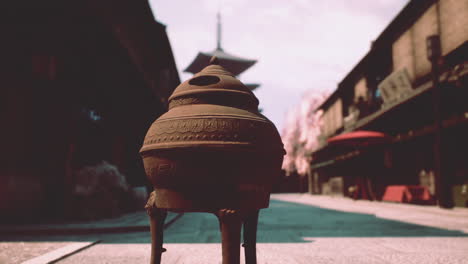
310, 0, 467, 207
0, 0, 180, 220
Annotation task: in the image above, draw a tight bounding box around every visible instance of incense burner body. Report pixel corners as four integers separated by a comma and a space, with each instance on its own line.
140, 63, 284, 212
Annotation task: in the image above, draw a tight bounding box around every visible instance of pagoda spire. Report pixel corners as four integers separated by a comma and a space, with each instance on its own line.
184, 9, 258, 81
216, 11, 223, 51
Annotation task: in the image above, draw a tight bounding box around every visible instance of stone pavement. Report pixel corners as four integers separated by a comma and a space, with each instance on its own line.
2, 194, 468, 264
0, 211, 181, 263
0, 241, 71, 264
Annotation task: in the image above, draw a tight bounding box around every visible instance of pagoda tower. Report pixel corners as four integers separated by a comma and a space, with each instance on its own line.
184, 12, 259, 90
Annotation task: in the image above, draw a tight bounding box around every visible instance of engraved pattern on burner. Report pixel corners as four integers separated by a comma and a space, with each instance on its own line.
143, 118, 277, 145
168, 94, 257, 110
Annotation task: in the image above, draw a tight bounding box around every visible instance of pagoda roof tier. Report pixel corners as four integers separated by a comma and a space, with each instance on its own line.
245, 83, 260, 91
184, 48, 257, 76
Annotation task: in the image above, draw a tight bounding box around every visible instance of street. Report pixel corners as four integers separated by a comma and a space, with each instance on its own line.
2, 194, 468, 263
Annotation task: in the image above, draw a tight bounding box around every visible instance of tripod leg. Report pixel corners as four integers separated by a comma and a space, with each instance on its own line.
216, 209, 243, 264
146, 192, 167, 264
243, 210, 259, 264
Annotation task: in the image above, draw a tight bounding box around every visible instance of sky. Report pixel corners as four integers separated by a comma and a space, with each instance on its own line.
148, 0, 409, 131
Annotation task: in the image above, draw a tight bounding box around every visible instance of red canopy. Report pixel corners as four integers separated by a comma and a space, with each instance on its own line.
327, 130, 392, 147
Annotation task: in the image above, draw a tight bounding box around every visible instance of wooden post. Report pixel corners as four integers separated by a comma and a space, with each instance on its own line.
427, 35, 453, 208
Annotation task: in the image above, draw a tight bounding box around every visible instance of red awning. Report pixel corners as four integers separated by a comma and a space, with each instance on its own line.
327, 130, 392, 147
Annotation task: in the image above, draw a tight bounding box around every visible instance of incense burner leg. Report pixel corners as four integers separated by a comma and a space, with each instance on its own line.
216, 209, 243, 264
146, 192, 167, 264
243, 210, 259, 264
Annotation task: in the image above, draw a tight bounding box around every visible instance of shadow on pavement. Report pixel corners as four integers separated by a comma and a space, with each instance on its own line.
2, 199, 466, 244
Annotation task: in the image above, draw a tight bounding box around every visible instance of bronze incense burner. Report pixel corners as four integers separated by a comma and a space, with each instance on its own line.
141, 57, 285, 264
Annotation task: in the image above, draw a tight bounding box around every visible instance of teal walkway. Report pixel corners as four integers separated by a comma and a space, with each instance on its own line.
162, 199, 467, 244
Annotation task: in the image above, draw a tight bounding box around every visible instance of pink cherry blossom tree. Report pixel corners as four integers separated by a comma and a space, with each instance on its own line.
281, 91, 329, 177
